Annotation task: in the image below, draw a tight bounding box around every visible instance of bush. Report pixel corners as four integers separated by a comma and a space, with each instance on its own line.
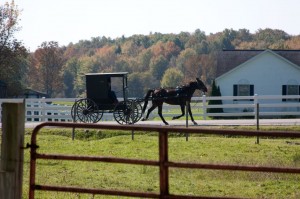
207, 80, 223, 119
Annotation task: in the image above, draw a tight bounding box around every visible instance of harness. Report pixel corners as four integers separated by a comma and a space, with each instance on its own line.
175, 86, 190, 97
175, 86, 183, 96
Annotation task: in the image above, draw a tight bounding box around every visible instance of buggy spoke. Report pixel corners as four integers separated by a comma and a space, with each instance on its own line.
72, 98, 99, 123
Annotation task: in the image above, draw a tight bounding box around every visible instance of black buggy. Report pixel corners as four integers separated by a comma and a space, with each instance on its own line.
71, 72, 142, 124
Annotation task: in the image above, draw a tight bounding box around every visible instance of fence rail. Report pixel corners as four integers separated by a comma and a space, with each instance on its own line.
0, 95, 299, 123
29, 122, 300, 199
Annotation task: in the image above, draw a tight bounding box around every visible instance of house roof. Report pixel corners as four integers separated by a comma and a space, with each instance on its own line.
216, 49, 300, 77
24, 88, 49, 97
85, 72, 128, 77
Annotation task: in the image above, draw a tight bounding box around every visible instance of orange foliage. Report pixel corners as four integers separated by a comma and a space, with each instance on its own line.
285, 36, 300, 49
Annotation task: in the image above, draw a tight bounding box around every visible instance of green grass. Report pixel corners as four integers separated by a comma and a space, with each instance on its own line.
16, 126, 300, 199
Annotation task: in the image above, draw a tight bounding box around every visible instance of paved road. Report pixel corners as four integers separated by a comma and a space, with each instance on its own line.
14, 118, 300, 129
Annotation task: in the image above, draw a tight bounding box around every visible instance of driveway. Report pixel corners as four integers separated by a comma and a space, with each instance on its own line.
18, 118, 300, 129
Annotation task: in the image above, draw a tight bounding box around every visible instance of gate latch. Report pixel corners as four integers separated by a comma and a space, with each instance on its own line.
21, 143, 39, 150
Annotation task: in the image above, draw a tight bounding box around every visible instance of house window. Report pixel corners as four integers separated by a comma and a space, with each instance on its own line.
282, 85, 300, 102
233, 84, 254, 100
287, 85, 298, 95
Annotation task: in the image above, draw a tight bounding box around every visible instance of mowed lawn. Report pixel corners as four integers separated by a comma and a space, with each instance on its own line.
8, 126, 300, 198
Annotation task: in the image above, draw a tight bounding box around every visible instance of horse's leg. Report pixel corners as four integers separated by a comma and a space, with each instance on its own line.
187, 102, 197, 125
142, 104, 157, 121
172, 104, 185, 120
158, 104, 169, 125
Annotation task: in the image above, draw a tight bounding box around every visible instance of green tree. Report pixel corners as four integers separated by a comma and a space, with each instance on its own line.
149, 55, 169, 80
220, 29, 235, 50
128, 73, 144, 97
185, 29, 206, 49
0, 0, 28, 96
161, 68, 184, 87
138, 49, 152, 72
114, 59, 131, 73
63, 58, 81, 97
207, 80, 223, 119
74, 55, 98, 97
115, 44, 121, 54
172, 37, 184, 50
254, 28, 290, 44
195, 40, 209, 54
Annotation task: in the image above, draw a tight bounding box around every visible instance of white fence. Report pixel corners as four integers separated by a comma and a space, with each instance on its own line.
0, 95, 300, 123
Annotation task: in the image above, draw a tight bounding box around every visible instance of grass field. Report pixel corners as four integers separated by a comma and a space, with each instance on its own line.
2, 126, 300, 198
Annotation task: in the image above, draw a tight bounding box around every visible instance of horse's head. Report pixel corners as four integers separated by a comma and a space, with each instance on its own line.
196, 78, 208, 93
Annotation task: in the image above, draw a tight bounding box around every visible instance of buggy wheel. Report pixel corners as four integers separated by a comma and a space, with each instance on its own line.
94, 110, 104, 122
113, 101, 140, 125
131, 99, 143, 122
71, 102, 78, 122
72, 98, 102, 123
126, 99, 143, 123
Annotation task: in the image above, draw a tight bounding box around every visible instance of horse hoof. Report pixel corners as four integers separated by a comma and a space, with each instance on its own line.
164, 122, 169, 125
193, 122, 198, 125
141, 118, 147, 121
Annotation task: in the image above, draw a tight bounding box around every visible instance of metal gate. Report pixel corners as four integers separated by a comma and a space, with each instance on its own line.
28, 122, 300, 199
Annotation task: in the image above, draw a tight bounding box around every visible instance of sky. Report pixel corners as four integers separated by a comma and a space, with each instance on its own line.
9, 0, 300, 52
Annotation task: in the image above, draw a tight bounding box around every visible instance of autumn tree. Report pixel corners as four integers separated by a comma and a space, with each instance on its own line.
285, 36, 300, 49
164, 41, 181, 60
0, 0, 28, 96
34, 27, 300, 98
198, 53, 217, 85
232, 28, 252, 47
176, 48, 201, 81
151, 41, 165, 58
32, 41, 64, 97
93, 45, 116, 72
122, 40, 141, 56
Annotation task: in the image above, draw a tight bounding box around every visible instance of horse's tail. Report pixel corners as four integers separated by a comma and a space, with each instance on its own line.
142, 89, 154, 114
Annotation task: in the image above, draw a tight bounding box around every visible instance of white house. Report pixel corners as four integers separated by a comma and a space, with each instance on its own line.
215, 49, 300, 114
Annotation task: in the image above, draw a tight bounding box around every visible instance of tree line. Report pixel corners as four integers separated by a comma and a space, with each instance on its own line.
2, 1, 300, 98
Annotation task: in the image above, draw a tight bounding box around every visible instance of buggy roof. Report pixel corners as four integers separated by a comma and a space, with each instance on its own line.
85, 72, 128, 77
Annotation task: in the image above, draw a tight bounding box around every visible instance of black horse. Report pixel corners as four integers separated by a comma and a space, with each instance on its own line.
141, 78, 207, 125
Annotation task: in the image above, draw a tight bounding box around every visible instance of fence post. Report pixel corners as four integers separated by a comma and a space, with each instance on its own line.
131, 102, 135, 140
202, 95, 207, 120
255, 103, 260, 144
159, 130, 169, 197
41, 97, 46, 122
254, 94, 258, 121
0, 102, 25, 199
254, 94, 260, 144
185, 100, 189, 141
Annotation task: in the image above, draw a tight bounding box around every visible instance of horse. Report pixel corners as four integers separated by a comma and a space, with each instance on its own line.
141, 78, 207, 125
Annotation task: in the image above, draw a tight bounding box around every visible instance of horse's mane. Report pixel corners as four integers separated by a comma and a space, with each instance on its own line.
179, 80, 198, 88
